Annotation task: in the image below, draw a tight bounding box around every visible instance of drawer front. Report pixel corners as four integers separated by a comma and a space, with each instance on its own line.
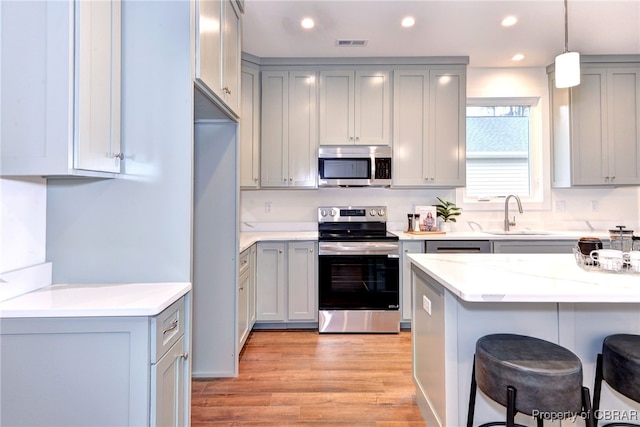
239, 249, 250, 275
151, 296, 185, 363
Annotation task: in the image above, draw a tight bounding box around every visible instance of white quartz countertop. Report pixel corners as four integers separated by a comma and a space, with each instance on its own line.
408, 253, 640, 303
239, 230, 607, 252
0, 282, 191, 318
392, 230, 609, 241
240, 231, 318, 252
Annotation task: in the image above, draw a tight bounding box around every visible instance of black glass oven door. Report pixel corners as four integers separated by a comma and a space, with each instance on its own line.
318, 254, 399, 310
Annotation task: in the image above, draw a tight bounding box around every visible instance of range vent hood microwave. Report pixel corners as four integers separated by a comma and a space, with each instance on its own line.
318, 146, 392, 187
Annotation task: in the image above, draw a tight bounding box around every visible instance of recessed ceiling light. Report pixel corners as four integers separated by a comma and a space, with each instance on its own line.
512, 53, 525, 61
501, 16, 518, 27
401, 16, 415, 28
301, 17, 315, 29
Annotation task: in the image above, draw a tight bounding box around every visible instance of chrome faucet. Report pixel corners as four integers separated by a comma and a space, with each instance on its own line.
504, 195, 523, 231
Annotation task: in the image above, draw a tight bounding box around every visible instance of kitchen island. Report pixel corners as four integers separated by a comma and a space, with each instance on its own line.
409, 253, 640, 427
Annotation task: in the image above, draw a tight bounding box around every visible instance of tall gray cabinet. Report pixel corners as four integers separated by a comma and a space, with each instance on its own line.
549, 55, 640, 187
260, 70, 318, 188
392, 67, 467, 187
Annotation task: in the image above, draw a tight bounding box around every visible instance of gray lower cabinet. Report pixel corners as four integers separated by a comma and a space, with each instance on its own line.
238, 245, 256, 349
256, 241, 317, 324
0, 295, 190, 427
492, 240, 576, 253
400, 240, 424, 322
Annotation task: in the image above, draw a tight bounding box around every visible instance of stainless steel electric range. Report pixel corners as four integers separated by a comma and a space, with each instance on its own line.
317, 206, 400, 333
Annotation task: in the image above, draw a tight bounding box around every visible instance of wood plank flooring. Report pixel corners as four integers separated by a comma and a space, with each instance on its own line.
191, 330, 425, 426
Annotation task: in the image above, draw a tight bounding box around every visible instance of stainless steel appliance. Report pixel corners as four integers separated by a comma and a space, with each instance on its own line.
318, 206, 400, 333
425, 240, 492, 253
318, 146, 392, 187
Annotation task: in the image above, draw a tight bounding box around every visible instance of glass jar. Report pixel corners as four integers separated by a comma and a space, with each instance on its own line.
609, 226, 634, 252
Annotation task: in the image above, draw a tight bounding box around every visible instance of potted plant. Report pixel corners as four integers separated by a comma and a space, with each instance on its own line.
435, 197, 461, 231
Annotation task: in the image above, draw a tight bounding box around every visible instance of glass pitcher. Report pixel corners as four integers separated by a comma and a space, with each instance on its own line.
609, 226, 634, 252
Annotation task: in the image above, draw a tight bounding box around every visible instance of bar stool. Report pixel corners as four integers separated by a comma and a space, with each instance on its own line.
467, 333, 594, 427
593, 334, 640, 427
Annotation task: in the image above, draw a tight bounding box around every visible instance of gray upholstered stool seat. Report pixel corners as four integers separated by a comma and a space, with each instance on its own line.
468, 333, 593, 427
593, 334, 640, 427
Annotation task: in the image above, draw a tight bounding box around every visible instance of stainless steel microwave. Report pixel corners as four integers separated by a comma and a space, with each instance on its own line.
318, 146, 392, 187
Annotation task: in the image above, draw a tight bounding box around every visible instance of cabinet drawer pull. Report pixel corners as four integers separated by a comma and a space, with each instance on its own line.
163, 319, 178, 334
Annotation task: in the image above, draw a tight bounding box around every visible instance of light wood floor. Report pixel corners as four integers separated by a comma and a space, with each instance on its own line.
191, 330, 426, 426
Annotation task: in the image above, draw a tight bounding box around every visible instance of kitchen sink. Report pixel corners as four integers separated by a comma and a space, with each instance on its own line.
483, 230, 557, 236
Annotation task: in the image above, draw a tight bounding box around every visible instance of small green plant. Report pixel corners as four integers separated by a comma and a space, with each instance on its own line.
435, 197, 461, 223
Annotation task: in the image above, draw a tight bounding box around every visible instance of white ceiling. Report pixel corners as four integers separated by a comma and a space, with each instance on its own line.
241, 0, 640, 68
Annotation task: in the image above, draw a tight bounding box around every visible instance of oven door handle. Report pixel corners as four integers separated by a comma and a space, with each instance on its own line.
319, 242, 399, 256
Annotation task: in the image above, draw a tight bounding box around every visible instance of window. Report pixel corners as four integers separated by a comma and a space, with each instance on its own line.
458, 97, 549, 210
466, 105, 530, 196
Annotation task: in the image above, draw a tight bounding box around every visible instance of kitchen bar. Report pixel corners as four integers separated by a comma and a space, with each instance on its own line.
408, 253, 640, 426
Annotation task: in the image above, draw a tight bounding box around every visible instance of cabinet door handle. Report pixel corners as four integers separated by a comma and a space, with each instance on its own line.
163, 319, 178, 334
179, 352, 189, 360
114, 152, 124, 160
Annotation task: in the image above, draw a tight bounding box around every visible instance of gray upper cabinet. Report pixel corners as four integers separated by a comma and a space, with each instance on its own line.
1, 0, 122, 177
195, 0, 241, 117
550, 57, 640, 187
392, 68, 466, 187
240, 63, 260, 188
260, 70, 318, 188
319, 69, 391, 146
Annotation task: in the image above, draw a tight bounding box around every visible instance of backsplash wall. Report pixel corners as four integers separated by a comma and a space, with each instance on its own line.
240, 186, 640, 233
0, 177, 47, 273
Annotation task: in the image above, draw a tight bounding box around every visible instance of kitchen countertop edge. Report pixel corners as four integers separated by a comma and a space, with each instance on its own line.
240, 231, 319, 252
0, 282, 192, 319
408, 253, 640, 303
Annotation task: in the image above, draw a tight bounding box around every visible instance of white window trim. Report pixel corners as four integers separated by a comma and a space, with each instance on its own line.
457, 96, 551, 212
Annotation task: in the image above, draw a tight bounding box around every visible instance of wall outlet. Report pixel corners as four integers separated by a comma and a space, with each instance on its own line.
423, 295, 431, 316
265, 202, 272, 213
555, 200, 566, 213
591, 200, 599, 212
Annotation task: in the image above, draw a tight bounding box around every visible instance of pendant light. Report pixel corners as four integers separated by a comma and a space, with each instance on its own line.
555, 0, 580, 88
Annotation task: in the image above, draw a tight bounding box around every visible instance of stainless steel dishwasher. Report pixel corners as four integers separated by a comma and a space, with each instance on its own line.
425, 240, 492, 253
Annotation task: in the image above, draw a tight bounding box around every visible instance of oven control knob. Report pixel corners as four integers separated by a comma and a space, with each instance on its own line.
329, 209, 336, 217
320, 209, 328, 217
369, 209, 376, 217
378, 209, 386, 216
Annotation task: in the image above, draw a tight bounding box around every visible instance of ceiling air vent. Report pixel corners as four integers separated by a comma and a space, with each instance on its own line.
335, 39, 368, 47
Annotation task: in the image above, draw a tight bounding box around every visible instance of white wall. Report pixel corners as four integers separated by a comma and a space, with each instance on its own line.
0, 177, 47, 273
240, 66, 640, 233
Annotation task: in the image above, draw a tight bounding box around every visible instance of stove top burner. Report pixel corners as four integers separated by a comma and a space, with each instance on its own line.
318, 205, 397, 242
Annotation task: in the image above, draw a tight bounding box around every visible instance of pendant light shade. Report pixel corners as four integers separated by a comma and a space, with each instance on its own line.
554, 0, 580, 88
555, 51, 580, 88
